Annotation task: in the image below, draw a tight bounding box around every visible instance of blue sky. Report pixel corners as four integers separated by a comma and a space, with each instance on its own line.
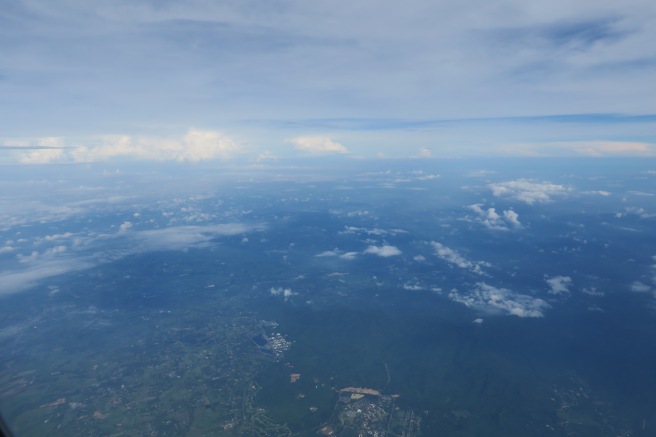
1, 0, 655, 162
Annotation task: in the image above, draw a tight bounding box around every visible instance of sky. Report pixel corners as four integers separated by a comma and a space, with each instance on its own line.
1, 0, 656, 162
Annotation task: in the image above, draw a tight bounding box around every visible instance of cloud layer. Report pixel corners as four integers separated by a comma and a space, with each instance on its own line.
9, 130, 241, 164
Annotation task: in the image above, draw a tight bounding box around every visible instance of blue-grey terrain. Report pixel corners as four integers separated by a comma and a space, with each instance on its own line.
1, 158, 655, 436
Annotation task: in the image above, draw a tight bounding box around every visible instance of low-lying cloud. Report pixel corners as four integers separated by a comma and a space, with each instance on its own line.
431, 241, 489, 275
449, 282, 550, 318
489, 179, 568, 204
468, 204, 522, 230
363, 245, 402, 257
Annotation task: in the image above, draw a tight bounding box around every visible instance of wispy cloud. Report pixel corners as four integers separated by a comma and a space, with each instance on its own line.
131, 223, 266, 251
0, 222, 266, 295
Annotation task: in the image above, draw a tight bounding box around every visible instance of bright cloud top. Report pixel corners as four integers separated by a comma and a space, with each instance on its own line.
289, 136, 348, 154
363, 245, 402, 257
449, 282, 550, 318
489, 180, 569, 204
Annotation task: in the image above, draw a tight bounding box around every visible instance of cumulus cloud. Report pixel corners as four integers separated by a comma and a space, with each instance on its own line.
118, 221, 133, 233
288, 136, 348, 154
13, 130, 241, 164
468, 204, 522, 230
363, 245, 402, 257
417, 147, 432, 158
448, 282, 550, 318
19, 148, 66, 164
431, 241, 489, 275
546, 275, 573, 295
270, 287, 294, 301
488, 180, 568, 204
180, 129, 241, 161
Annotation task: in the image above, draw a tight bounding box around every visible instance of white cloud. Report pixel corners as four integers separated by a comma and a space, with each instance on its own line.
448, 282, 550, 318
179, 129, 241, 161
472, 318, 484, 324
488, 180, 568, 204
503, 210, 521, 227
630, 281, 652, 293
270, 287, 294, 301
315, 249, 357, 260
118, 221, 133, 233
0, 222, 266, 295
16, 130, 241, 164
0, 259, 93, 296
418, 147, 432, 158
13, 137, 67, 164
340, 226, 406, 236
19, 148, 66, 164
403, 283, 424, 291
430, 241, 489, 275
289, 136, 348, 154
132, 223, 265, 251
43, 232, 74, 241
581, 287, 604, 297
546, 275, 573, 295
363, 245, 402, 257
468, 204, 522, 230
413, 255, 426, 262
